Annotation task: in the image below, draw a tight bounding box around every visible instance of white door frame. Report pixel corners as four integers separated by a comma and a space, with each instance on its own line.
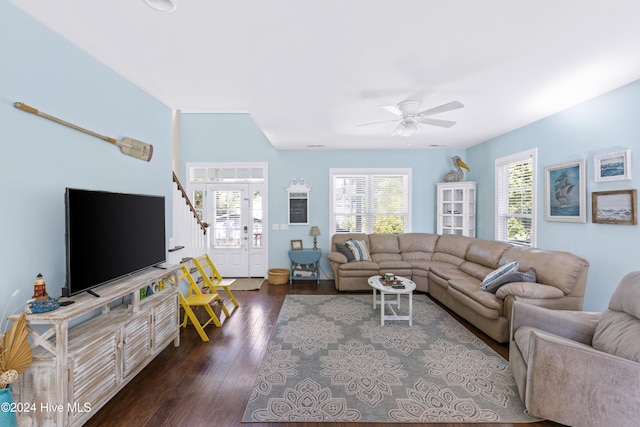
186, 162, 268, 278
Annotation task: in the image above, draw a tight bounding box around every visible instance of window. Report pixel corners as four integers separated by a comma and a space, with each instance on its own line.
330, 168, 411, 234
495, 149, 537, 247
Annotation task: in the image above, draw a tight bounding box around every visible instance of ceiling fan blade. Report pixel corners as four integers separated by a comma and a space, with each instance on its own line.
417, 117, 457, 128
417, 100, 464, 117
381, 105, 403, 116
355, 118, 401, 127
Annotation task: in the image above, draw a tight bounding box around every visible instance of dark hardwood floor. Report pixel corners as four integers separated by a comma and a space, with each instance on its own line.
84, 280, 563, 427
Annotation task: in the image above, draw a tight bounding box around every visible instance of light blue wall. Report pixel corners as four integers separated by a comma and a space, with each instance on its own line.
468, 80, 640, 311
0, 1, 173, 317
4, 0, 636, 316
179, 113, 463, 276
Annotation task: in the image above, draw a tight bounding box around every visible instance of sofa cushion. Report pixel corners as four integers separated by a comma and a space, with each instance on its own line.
377, 260, 413, 271
368, 233, 400, 254
434, 234, 474, 259
495, 281, 565, 300
482, 261, 519, 289
447, 282, 502, 319
432, 251, 466, 266
346, 240, 372, 261
592, 310, 640, 362
398, 233, 439, 252
482, 267, 537, 294
466, 239, 513, 269
335, 242, 355, 262
501, 246, 588, 295
459, 261, 494, 282
429, 262, 470, 281
338, 260, 379, 272
608, 271, 640, 319
401, 251, 434, 262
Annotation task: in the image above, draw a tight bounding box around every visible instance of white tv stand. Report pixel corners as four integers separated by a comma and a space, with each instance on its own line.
12, 266, 180, 427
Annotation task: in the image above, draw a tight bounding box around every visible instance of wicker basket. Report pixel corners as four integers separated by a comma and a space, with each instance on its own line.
268, 268, 290, 285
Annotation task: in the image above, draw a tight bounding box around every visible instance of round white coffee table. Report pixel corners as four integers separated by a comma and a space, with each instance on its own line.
367, 275, 416, 326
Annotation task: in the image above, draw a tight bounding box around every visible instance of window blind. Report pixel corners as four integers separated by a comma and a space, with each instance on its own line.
495, 149, 536, 247
330, 169, 411, 234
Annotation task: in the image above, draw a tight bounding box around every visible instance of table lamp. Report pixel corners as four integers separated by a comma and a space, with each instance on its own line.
309, 226, 321, 250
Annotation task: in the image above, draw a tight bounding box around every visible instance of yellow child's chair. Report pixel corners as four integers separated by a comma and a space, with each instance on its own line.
177, 263, 227, 342
192, 254, 239, 316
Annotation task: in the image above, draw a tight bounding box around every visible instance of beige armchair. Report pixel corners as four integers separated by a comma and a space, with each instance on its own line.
510, 271, 640, 427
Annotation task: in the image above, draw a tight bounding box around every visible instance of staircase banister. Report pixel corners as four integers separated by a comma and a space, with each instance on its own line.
172, 171, 209, 234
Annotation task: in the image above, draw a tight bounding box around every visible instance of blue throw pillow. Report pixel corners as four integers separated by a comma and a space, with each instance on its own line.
346, 239, 372, 261
481, 261, 519, 291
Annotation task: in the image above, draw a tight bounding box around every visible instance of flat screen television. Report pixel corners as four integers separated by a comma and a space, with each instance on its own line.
64, 188, 166, 297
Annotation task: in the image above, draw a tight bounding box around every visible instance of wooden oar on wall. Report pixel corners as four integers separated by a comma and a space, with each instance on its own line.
14, 102, 153, 162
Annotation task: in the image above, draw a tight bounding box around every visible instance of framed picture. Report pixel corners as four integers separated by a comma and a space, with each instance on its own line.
545, 159, 586, 223
592, 189, 637, 225
290, 239, 303, 250
594, 150, 631, 182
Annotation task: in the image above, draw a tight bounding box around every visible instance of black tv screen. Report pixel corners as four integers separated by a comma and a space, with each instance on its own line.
64, 188, 166, 297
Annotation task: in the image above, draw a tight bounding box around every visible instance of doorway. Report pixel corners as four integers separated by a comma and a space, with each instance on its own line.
187, 163, 267, 278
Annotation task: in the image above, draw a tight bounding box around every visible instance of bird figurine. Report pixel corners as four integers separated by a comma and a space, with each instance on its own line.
443, 156, 470, 182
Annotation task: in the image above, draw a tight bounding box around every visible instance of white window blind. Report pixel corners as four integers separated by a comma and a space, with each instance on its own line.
330, 168, 411, 234
495, 149, 537, 247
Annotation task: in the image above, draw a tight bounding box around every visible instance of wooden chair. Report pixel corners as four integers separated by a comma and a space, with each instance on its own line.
192, 254, 239, 316
177, 263, 227, 342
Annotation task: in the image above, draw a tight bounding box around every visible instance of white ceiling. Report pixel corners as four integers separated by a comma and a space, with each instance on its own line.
9, 0, 640, 150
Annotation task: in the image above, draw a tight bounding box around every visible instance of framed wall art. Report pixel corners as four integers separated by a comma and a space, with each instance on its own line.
592, 189, 637, 225
594, 150, 631, 182
545, 159, 586, 223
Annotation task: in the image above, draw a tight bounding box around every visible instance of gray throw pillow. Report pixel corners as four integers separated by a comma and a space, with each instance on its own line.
335, 242, 355, 262
482, 267, 537, 293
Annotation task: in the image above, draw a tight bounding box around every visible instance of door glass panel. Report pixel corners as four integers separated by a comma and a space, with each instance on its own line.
252, 191, 263, 248
192, 190, 204, 220
213, 190, 241, 247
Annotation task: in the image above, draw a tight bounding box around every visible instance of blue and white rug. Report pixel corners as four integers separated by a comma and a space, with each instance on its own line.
242, 294, 536, 423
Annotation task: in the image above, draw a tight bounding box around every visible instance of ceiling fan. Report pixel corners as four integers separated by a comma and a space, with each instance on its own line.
357, 100, 464, 136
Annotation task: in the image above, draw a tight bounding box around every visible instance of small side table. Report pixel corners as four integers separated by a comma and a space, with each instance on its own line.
367, 275, 416, 326
289, 249, 322, 288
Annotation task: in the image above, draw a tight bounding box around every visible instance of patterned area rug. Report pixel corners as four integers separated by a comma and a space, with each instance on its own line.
242, 294, 536, 423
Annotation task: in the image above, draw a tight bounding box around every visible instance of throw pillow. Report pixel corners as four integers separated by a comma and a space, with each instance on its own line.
481, 267, 536, 293
481, 261, 519, 291
335, 242, 355, 262
346, 239, 372, 261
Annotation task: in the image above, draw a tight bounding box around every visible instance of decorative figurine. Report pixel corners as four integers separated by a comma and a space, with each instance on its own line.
28, 274, 60, 313
443, 156, 471, 182
33, 273, 49, 301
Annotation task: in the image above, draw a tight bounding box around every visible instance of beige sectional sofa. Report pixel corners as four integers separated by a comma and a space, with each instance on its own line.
327, 233, 589, 342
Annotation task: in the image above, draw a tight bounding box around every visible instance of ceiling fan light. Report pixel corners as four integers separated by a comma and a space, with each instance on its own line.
395, 120, 419, 137
143, 0, 176, 12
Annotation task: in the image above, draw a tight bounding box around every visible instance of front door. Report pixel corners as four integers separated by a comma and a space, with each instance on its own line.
206, 184, 265, 277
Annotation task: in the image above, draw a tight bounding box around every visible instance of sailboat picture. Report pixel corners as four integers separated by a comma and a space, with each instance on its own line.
545, 159, 586, 223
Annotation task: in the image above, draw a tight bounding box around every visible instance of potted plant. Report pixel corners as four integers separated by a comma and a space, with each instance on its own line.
1, 313, 33, 427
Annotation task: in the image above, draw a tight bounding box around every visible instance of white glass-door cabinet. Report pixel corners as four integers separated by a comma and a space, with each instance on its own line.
436, 181, 476, 237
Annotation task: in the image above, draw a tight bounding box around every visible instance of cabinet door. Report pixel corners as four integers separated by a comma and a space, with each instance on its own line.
69, 330, 119, 424
122, 313, 152, 378
153, 295, 178, 351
